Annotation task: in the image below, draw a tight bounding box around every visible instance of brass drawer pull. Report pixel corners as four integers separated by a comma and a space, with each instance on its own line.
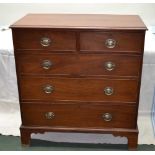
104, 61, 115, 71
43, 85, 54, 94
42, 60, 53, 70
102, 113, 112, 121
45, 112, 55, 119
104, 87, 114, 95
105, 38, 116, 48
40, 37, 51, 47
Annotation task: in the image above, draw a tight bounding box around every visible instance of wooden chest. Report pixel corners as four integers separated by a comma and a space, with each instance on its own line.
10, 14, 147, 150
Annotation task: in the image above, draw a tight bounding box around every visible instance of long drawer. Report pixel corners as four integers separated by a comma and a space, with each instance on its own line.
19, 77, 138, 102
16, 53, 141, 77
21, 103, 137, 129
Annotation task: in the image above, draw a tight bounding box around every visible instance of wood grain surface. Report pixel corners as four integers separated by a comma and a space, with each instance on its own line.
15, 53, 141, 77
10, 14, 147, 30
21, 103, 137, 129
19, 77, 138, 102
11, 14, 147, 149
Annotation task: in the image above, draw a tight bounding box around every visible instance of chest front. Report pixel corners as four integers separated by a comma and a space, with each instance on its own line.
11, 14, 147, 150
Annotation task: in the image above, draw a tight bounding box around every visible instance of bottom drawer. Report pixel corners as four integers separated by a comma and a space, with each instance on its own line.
21, 103, 137, 129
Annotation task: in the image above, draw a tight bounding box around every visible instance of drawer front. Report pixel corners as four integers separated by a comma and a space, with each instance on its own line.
21, 103, 137, 129
16, 53, 141, 77
19, 77, 138, 102
80, 32, 144, 52
12, 29, 76, 51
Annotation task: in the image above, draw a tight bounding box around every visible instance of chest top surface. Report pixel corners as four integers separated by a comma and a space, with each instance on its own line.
10, 14, 147, 30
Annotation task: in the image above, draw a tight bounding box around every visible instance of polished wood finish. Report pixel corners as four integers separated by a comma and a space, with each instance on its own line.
80, 32, 144, 53
12, 29, 76, 51
10, 14, 146, 30
20, 125, 138, 150
11, 14, 147, 150
16, 53, 141, 77
21, 103, 137, 129
19, 77, 138, 102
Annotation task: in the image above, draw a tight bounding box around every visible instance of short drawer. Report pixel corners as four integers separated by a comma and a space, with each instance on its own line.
16, 53, 141, 77
12, 29, 76, 51
19, 77, 138, 102
80, 31, 144, 53
21, 103, 137, 129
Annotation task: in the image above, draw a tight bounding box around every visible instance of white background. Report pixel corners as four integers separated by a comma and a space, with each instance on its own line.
0, 3, 155, 27
1, 1, 155, 145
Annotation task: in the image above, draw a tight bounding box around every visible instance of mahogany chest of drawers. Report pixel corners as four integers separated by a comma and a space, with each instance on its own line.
10, 14, 147, 150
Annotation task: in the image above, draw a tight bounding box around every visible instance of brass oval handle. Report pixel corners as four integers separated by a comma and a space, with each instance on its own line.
40, 37, 51, 47
43, 85, 54, 94
42, 60, 53, 70
104, 87, 114, 96
104, 61, 115, 71
45, 112, 55, 119
102, 113, 112, 121
105, 38, 116, 48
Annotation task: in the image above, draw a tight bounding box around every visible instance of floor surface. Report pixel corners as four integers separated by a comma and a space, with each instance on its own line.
0, 135, 154, 151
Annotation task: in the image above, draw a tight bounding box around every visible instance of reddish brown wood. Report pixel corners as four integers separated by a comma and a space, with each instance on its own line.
20, 128, 31, 146
12, 29, 76, 51
19, 77, 138, 102
127, 132, 138, 150
80, 31, 144, 53
10, 14, 147, 30
20, 125, 138, 150
21, 103, 137, 129
15, 53, 141, 77
11, 14, 147, 149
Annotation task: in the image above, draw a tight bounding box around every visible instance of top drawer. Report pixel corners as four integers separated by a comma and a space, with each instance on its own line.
80, 31, 145, 53
12, 29, 76, 51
